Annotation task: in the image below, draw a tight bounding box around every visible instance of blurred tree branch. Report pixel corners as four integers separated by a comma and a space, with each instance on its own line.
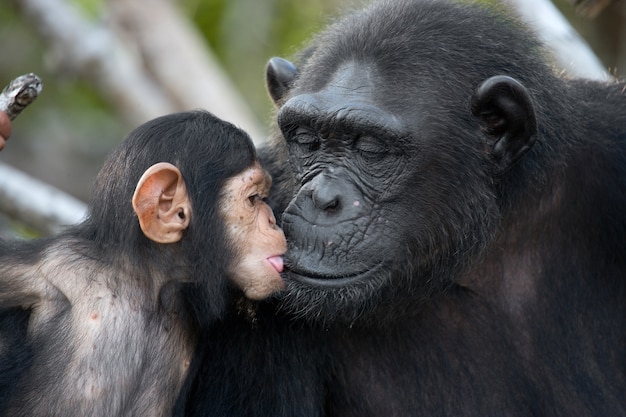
0, 162, 87, 235
12, 0, 264, 141
108, 0, 265, 142
505, 0, 611, 80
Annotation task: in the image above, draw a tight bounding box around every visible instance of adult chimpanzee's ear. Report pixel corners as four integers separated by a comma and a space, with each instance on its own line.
471, 75, 537, 172
266, 57, 298, 105
132, 162, 192, 244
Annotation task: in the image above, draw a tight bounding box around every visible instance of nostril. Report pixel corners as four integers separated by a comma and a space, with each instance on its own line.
323, 199, 340, 212
312, 187, 341, 212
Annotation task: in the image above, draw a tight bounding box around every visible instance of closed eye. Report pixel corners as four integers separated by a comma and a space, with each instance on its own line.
248, 194, 266, 206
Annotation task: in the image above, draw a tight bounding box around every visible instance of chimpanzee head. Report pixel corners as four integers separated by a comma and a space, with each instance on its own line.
86, 111, 286, 320
265, 0, 557, 324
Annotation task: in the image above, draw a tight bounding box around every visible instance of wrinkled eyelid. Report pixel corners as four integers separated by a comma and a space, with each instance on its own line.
247, 194, 260, 205
255, 176, 272, 197
256, 189, 270, 200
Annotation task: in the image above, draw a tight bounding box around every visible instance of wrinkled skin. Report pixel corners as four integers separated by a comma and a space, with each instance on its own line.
273, 59, 503, 324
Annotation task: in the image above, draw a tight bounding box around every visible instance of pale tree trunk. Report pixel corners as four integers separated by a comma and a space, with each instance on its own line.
504, 0, 611, 80
108, 0, 266, 142
12, 0, 264, 140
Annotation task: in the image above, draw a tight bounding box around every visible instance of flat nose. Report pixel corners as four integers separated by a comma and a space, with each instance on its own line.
312, 184, 340, 212
288, 170, 364, 226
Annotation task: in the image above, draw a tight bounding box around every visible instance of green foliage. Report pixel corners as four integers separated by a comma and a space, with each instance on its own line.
68, 0, 104, 20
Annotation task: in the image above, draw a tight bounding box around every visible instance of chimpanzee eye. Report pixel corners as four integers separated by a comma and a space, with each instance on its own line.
355, 136, 388, 161
248, 194, 259, 205
248, 194, 266, 206
291, 127, 320, 152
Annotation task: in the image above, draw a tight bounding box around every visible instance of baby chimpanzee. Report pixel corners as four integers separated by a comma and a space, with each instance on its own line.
0, 110, 286, 417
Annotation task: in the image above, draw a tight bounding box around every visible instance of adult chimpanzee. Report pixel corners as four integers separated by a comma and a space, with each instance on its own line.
180, 0, 626, 416
0, 110, 286, 416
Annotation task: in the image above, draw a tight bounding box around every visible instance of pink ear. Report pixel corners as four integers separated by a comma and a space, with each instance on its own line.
132, 162, 192, 243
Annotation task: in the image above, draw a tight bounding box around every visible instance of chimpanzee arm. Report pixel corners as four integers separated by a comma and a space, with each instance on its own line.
0, 271, 48, 309
0, 242, 56, 309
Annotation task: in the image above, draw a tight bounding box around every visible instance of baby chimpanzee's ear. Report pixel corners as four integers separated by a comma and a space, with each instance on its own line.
132, 162, 192, 243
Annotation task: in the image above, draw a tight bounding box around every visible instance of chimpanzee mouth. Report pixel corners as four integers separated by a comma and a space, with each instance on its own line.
285, 262, 383, 288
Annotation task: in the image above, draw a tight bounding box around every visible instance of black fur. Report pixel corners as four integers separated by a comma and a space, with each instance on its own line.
182, 1, 625, 416
0, 110, 258, 416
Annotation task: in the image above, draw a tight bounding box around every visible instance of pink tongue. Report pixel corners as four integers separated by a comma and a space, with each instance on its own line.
267, 256, 284, 273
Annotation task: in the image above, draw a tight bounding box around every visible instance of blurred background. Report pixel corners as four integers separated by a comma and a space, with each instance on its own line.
0, 0, 624, 233
0, 0, 361, 203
